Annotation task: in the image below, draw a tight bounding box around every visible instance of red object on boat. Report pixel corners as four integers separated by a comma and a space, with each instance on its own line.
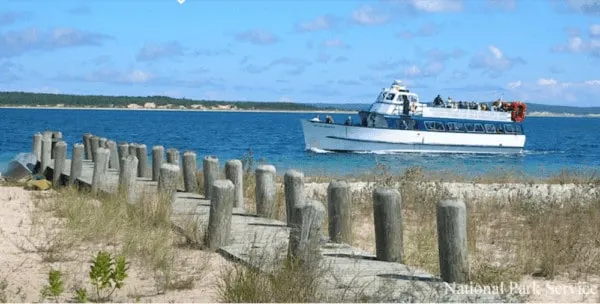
510, 101, 527, 122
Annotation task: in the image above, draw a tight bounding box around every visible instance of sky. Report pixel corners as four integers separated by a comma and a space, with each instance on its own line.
1, 0, 600, 106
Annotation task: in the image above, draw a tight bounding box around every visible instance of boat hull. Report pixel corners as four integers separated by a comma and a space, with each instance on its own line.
301, 120, 526, 154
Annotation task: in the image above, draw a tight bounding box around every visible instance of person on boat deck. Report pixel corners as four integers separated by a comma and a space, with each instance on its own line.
433, 94, 444, 107
345, 116, 352, 125
325, 115, 334, 124
311, 114, 320, 122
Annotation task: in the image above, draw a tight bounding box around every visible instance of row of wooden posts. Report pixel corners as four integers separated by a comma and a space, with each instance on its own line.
32, 131, 470, 284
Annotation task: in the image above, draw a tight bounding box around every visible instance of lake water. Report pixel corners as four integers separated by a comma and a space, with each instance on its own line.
1, 108, 599, 177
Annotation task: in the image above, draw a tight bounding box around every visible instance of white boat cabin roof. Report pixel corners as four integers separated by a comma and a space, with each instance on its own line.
368, 80, 513, 122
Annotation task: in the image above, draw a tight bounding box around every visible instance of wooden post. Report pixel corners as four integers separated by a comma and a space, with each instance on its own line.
284, 169, 304, 227
288, 200, 325, 264
158, 163, 180, 203
136, 144, 149, 178
255, 164, 276, 218
206, 179, 235, 250
327, 180, 352, 243
52, 141, 67, 188
203, 155, 219, 199
166, 148, 180, 165
98, 137, 107, 149
152, 145, 164, 181
40, 136, 52, 174
118, 155, 138, 203
91, 148, 110, 195
117, 142, 129, 169
128, 143, 137, 157
372, 187, 403, 262
32, 133, 42, 162
51, 131, 62, 159
69, 143, 83, 186
83, 133, 92, 160
182, 151, 198, 193
90, 136, 99, 162
107, 140, 119, 170
437, 199, 469, 283
225, 159, 244, 209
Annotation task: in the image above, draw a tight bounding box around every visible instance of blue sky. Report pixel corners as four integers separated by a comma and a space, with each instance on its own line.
1, 0, 600, 106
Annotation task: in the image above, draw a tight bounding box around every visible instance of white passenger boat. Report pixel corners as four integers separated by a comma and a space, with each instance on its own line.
301, 80, 527, 154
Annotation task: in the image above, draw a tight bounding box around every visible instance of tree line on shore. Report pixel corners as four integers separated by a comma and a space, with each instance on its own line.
0, 91, 340, 111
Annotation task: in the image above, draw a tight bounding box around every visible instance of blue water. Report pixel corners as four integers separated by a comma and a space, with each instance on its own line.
1, 108, 599, 177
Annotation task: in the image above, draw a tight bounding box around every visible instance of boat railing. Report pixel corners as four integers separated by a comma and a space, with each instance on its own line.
421, 107, 512, 122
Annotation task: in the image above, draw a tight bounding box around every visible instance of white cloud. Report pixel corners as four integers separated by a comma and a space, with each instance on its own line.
469, 45, 526, 78
234, 30, 279, 45
552, 27, 600, 57
536, 78, 558, 86
507, 80, 522, 89
296, 15, 336, 32
406, 0, 463, 12
322, 38, 348, 48
351, 5, 389, 26
506, 78, 600, 105
397, 22, 439, 39
590, 24, 600, 37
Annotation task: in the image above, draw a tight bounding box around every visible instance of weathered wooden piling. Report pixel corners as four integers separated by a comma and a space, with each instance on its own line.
118, 155, 138, 203
158, 163, 180, 203
255, 164, 277, 218
152, 145, 164, 181
128, 143, 137, 157
203, 156, 219, 199
225, 159, 244, 209
182, 151, 198, 193
288, 200, 326, 264
51, 131, 62, 158
437, 199, 469, 283
327, 180, 352, 243
68, 143, 83, 186
91, 148, 110, 195
83, 133, 92, 160
42, 131, 53, 139
372, 187, 403, 263
107, 140, 119, 170
284, 169, 304, 226
40, 136, 52, 174
206, 179, 235, 250
90, 136, 100, 162
117, 142, 129, 166
98, 137, 107, 149
52, 141, 67, 188
166, 148, 180, 165
32, 133, 42, 161
136, 144, 149, 178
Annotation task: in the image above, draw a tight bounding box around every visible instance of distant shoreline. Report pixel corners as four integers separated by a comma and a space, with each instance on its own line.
0, 106, 356, 114
2, 106, 600, 118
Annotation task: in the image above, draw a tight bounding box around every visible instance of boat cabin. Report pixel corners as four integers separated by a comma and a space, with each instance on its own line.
368, 80, 420, 116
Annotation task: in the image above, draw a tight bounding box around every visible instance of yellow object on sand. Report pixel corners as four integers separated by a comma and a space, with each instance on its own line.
26, 179, 52, 191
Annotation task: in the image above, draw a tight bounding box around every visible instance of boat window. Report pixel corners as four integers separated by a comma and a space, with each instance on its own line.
376, 92, 385, 102
515, 125, 522, 134
485, 124, 496, 134
434, 122, 445, 131
455, 122, 465, 132
424, 121, 435, 130
504, 124, 515, 134
465, 123, 475, 132
474, 123, 484, 133
446, 122, 455, 131
409, 95, 418, 103
385, 93, 396, 101
496, 124, 504, 134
